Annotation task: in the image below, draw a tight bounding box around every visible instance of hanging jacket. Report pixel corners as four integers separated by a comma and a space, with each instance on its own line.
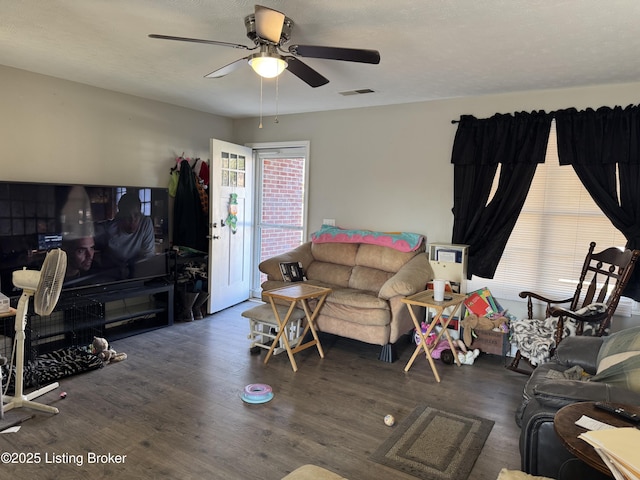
173, 160, 207, 252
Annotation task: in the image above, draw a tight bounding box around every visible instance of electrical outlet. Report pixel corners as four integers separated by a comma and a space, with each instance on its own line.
322, 218, 336, 226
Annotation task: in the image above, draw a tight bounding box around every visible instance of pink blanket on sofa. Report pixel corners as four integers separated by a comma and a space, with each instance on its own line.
311, 225, 425, 252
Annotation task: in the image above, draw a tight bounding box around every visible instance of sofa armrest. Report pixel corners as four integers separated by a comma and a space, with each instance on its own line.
378, 253, 432, 300
553, 335, 603, 374
532, 380, 640, 411
258, 242, 314, 281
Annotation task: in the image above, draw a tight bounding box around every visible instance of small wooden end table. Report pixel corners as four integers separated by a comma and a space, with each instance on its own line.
262, 284, 332, 372
402, 290, 466, 382
554, 401, 640, 478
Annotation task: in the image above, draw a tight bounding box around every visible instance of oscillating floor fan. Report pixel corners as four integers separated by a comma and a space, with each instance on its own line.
2, 248, 67, 415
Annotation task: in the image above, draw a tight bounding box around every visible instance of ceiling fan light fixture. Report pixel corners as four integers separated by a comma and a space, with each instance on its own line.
249, 53, 287, 78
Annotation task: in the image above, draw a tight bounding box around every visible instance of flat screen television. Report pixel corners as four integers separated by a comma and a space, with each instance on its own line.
0, 181, 169, 295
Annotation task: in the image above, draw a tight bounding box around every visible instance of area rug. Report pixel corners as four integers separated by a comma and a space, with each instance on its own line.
370, 403, 494, 480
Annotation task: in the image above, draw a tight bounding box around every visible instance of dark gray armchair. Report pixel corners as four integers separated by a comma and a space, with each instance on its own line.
516, 326, 640, 478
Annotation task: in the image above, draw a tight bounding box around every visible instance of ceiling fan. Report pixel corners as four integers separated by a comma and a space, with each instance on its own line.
149, 4, 380, 87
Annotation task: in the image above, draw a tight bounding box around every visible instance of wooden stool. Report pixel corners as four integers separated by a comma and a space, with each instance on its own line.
242, 303, 305, 355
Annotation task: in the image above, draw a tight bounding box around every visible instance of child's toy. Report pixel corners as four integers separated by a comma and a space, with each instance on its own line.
415, 323, 472, 362
460, 313, 509, 347
384, 414, 395, 427
440, 349, 455, 365
458, 348, 481, 365
241, 383, 274, 404
90, 336, 127, 364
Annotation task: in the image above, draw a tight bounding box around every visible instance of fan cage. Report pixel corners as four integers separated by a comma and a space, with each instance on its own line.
35, 248, 67, 316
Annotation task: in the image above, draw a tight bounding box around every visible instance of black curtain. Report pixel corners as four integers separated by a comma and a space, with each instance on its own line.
451, 112, 553, 278
555, 105, 640, 300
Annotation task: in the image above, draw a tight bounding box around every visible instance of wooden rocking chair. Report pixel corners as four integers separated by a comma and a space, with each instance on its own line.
508, 241, 640, 374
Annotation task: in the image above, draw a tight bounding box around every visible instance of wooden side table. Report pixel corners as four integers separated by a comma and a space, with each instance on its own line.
262, 284, 332, 372
402, 290, 466, 382
554, 401, 640, 478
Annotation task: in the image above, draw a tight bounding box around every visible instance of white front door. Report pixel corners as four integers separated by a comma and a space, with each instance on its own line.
208, 139, 254, 313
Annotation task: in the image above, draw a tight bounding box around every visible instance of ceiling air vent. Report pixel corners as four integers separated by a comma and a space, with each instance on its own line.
339, 88, 376, 96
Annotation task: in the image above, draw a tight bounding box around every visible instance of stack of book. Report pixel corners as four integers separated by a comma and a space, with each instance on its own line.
463, 287, 503, 318
579, 427, 640, 479
279, 262, 307, 282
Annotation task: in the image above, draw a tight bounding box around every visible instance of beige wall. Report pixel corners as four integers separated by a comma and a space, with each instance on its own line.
233, 81, 640, 248
0, 65, 233, 187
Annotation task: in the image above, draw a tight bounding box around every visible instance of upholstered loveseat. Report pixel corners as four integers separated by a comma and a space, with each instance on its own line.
516, 326, 640, 478
258, 229, 432, 361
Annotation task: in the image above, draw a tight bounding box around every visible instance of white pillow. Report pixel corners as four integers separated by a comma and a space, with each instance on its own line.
597, 351, 640, 375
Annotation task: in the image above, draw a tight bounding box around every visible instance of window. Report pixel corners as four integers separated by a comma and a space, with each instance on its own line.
467, 121, 631, 314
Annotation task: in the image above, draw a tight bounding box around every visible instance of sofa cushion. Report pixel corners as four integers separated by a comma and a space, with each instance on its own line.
311, 242, 358, 266
320, 288, 390, 326
553, 335, 603, 374
326, 287, 389, 310
349, 265, 392, 294
306, 261, 353, 288
355, 243, 423, 272
321, 300, 390, 326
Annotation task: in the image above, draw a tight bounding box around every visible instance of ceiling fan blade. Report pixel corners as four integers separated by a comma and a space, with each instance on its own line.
289, 45, 380, 64
204, 57, 250, 78
284, 57, 329, 88
149, 34, 252, 50
254, 5, 285, 44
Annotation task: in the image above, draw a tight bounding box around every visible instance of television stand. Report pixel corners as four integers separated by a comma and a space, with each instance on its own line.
14, 278, 174, 356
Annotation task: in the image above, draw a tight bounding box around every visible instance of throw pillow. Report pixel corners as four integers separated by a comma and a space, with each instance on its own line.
596, 326, 640, 365
592, 325, 640, 392
597, 351, 640, 375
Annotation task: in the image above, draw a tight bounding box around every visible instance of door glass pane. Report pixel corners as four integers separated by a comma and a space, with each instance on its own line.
221, 151, 245, 189
258, 155, 306, 286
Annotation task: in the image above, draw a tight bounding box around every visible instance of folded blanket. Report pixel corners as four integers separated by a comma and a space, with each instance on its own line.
311, 225, 424, 252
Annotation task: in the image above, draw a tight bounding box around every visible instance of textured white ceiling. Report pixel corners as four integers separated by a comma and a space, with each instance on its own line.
2, 0, 640, 119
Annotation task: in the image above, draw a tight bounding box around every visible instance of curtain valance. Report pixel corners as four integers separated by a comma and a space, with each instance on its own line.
451, 111, 553, 166
555, 105, 640, 166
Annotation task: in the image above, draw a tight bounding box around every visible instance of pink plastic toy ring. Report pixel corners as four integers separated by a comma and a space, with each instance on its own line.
242, 384, 273, 403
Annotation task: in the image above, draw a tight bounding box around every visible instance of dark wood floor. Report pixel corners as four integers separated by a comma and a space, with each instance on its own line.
2, 301, 528, 480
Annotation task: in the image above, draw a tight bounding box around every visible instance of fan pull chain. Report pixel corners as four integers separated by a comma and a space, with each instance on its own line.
274, 75, 279, 124
259, 76, 263, 129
